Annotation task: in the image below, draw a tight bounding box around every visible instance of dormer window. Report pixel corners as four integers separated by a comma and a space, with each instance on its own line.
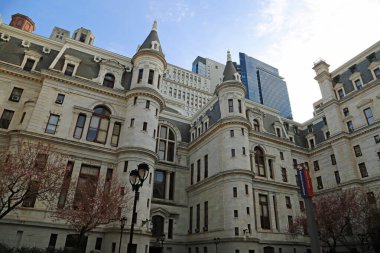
62, 55, 81, 77
103, 73, 115, 88
151, 41, 160, 51
64, 64, 75, 76
21, 50, 41, 72
337, 89, 345, 99
234, 73, 240, 81
374, 68, 380, 79
354, 79, 363, 90
23, 59, 35, 71
80, 34, 86, 43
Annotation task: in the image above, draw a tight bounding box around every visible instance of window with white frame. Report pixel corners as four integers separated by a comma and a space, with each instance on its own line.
363, 107, 375, 125
86, 106, 111, 144
62, 55, 81, 77
21, 50, 42, 72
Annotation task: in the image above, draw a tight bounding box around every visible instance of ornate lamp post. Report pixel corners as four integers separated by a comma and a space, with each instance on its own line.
213, 237, 220, 253
128, 163, 150, 253
157, 234, 165, 253
119, 217, 127, 253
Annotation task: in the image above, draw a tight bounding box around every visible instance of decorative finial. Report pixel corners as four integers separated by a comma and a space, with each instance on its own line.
152, 20, 158, 31
227, 50, 231, 62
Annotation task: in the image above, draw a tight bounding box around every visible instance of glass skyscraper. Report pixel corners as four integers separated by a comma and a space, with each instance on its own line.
239, 53, 293, 119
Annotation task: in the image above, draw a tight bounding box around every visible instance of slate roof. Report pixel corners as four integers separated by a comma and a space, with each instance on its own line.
138, 21, 164, 57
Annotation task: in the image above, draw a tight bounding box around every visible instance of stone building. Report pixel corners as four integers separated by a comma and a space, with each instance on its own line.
0, 14, 379, 253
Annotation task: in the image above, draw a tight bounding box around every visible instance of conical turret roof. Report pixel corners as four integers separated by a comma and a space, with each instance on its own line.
138, 21, 164, 57
223, 50, 238, 82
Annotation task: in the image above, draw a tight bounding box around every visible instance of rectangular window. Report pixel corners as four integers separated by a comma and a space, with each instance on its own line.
111, 122, 121, 146
309, 139, 315, 149
353, 145, 362, 157
146, 100, 150, 109
281, 168, 287, 182
343, 107, 349, 116
95, 238, 102, 251
138, 69, 143, 83
153, 170, 166, 199
241, 128, 244, 135
317, 176, 323, 189
355, 79, 363, 90
234, 210, 238, 218
374, 135, 380, 143
130, 118, 135, 127
288, 216, 294, 228
45, 114, 60, 134
307, 124, 313, 133
347, 121, 354, 132
230, 129, 234, 137
73, 165, 100, 207
73, 114, 86, 139
245, 184, 249, 195
325, 131, 330, 139
242, 147, 246, 155
322, 117, 327, 125
338, 89, 344, 99
334, 171, 341, 184
124, 161, 128, 172
168, 219, 174, 239
358, 163, 368, 178
189, 206, 193, 234
64, 64, 75, 76
234, 227, 239, 236
56, 93, 65, 104
246, 207, 250, 215
331, 154, 336, 165
20, 112, 26, 124
190, 164, 194, 185
228, 99, 234, 112
268, 159, 274, 179
169, 172, 175, 200
259, 194, 270, 229
233, 187, 237, 198
22, 181, 40, 207
148, 70, 154, 84
104, 168, 113, 193
285, 196, 292, 208
364, 108, 375, 125
196, 204, 200, 232
112, 242, 116, 253
57, 161, 74, 208
197, 159, 201, 182
23, 58, 35, 71
9, 87, 23, 102
142, 122, 147, 131
231, 149, 235, 157
204, 201, 208, 230
204, 155, 208, 178
276, 128, 281, 137
134, 96, 138, 105
313, 160, 320, 171
48, 234, 58, 248
280, 152, 284, 160
238, 99, 242, 113
0, 109, 14, 129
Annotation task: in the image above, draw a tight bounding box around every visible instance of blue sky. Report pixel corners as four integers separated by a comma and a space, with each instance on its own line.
2, 0, 380, 122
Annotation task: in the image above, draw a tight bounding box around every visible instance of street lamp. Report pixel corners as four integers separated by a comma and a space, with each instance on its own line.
213, 237, 220, 253
157, 234, 165, 253
119, 217, 127, 253
128, 163, 150, 253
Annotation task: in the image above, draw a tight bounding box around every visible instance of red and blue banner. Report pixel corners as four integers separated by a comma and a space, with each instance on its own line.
297, 163, 314, 198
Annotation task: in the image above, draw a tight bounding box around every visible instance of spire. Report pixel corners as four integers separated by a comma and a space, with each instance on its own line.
152, 20, 157, 31
136, 20, 164, 57
223, 50, 239, 82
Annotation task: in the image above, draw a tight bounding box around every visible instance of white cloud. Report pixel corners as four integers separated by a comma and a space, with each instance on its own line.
253, 0, 380, 122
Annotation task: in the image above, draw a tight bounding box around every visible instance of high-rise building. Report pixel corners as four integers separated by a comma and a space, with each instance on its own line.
239, 53, 293, 119
192, 56, 225, 92
0, 13, 380, 253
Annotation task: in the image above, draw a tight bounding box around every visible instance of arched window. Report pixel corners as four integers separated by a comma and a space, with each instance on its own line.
103, 73, 115, 88
156, 125, 175, 162
152, 215, 165, 237
254, 147, 266, 177
253, 119, 260, 132
87, 106, 111, 144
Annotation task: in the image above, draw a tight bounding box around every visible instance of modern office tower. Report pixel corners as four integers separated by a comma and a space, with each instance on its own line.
192, 56, 225, 92
239, 53, 293, 119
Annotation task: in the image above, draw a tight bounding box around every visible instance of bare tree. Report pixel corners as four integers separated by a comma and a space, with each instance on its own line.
0, 140, 67, 219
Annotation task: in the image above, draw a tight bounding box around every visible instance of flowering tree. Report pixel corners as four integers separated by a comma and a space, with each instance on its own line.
53, 176, 128, 250
0, 140, 67, 219
289, 189, 378, 253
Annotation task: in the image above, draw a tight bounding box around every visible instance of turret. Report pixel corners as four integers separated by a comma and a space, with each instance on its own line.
216, 51, 247, 119
313, 59, 335, 103
9, 13, 35, 33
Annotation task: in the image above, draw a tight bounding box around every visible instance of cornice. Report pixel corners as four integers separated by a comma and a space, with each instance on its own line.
0, 61, 42, 82
116, 146, 159, 163
126, 87, 166, 110
131, 50, 167, 69
215, 80, 246, 96
188, 116, 251, 149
